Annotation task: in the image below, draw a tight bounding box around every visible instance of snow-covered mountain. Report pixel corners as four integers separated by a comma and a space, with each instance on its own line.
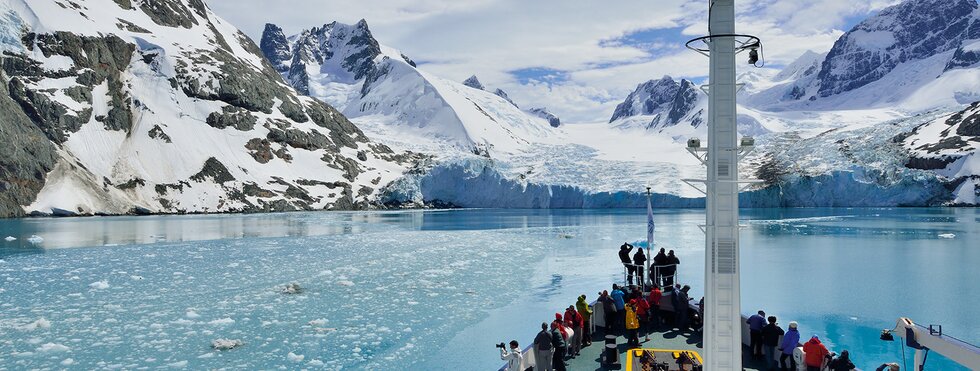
751, 0, 980, 111
263, 21, 556, 156
0, 0, 414, 218
609, 76, 706, 132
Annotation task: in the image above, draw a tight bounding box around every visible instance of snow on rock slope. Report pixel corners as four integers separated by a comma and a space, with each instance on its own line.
0, 0, 415, 217
902, 101, 980, 205
265, 20, 557, 158
752, 0, 980, 111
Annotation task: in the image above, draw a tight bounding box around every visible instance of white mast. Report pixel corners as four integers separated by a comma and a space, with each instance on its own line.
705, 1, 741, 368
681, 0, 761, 368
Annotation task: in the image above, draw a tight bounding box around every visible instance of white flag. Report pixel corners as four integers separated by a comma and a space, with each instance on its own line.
646, 194, 655, 250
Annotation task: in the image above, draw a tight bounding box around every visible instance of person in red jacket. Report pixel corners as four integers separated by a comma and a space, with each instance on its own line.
802, 335, 830, 371
563, 305, 583, 357
635, 294, 650, 342
647, 286, 663, 327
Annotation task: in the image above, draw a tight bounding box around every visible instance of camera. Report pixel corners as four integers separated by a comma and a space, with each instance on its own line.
495, 342, 506, 349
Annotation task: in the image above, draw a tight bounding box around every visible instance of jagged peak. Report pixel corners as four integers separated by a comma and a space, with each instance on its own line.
463, 75, 484, 90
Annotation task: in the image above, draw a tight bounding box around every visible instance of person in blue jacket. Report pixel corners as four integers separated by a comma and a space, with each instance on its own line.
611, 284, 626, 333
779, 321, 801, 371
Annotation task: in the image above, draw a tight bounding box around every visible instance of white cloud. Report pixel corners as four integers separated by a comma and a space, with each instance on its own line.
209, 0, 893, 123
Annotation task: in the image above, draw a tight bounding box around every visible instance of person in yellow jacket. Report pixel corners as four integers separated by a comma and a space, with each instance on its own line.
625, 299, 641, 348
575, 295, 593, 347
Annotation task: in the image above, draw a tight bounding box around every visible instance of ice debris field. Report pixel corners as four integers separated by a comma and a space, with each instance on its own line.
0, 224, 556, 369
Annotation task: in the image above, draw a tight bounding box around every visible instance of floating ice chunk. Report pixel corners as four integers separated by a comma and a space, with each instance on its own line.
166, 360, 188, 368
36, 342, 70, 353
337, 280, 355, 287
280, 282, 303, 294
131, 275, 144, 280
308, 319, 328, 326
287, 352, 304, 362
22, 318, 51, 330
27, 235, 43, 244
313, 327, 337, 333
89, 280, 110, 290
4, 236, 15, 241
61, 358, 75, 366
211, 338, 243, 350
938, 233, 956, 239
208, 318, 235, 326
186, 310, 200, 319
307, 359, 325, 367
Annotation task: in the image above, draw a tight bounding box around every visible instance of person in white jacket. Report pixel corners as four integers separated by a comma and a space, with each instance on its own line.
501, 340, 523, 371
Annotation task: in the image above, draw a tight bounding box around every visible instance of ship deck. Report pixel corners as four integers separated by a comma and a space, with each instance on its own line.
563, 322, 769, 370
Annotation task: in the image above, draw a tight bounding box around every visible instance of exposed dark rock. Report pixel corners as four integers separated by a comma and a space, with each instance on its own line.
206, 106, 257, 131
954, 101, 980, 136
400, 53, 416, 67
138, 0, 198, 29
528, 107, 561, 128
0, 71, 58, 218
906, 155, 956, 170
116, 19, 150, 33
130, 206, 153, 215
112, 0, 132, 10
190, 157, 235, 184
463, 75, 484, 90
243, 183, 275, 198
260, 23, 291, 71
244, 138, 273, 163
148, 125, 172, 142
115, 177, 145, 190
266, 127, 332, 150
493, 88, 519, 108
944, 44, 980, 72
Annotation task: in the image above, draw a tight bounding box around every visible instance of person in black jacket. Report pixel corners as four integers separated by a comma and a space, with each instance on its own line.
619, 243, 635, 285
652, 248, 667, 287
761, 316, 785, 370
633, 248, 647, 288
550, 321, 567, 371
828, 350, 855, 371
664, 250, 680, 286
534, 322, 554, 371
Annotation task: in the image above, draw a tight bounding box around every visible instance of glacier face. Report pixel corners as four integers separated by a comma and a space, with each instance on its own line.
0, 0, 414, 217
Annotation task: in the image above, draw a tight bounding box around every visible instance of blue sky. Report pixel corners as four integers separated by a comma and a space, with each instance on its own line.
211, 0, 903, 123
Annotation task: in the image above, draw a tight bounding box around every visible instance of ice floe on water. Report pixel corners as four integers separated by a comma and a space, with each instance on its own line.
211, 338, 243, 350
4, 236, 15, 241
21, 318, 51, 331
26, 235, 43, 244
36, 342, 70, 353
0, 224, 556, 369
287, 352, 305, 362
280, 282, 303, 294
938, 233, 956, 239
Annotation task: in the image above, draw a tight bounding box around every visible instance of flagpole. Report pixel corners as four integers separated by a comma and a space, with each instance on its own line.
645, 186, 653, 291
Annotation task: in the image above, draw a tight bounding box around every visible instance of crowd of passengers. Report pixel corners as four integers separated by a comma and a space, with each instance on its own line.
499, 246, 906, 371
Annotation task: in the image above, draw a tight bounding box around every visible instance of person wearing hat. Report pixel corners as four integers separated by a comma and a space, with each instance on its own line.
563, 305, 583, 357
625, 299, 641, 347
549, 321, 567, 371
575, 295, 593, 347
803, 334, 830, 371
779, 321, 801, 370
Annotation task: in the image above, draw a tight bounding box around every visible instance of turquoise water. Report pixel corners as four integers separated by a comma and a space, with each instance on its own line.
0, 209, 976, 370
